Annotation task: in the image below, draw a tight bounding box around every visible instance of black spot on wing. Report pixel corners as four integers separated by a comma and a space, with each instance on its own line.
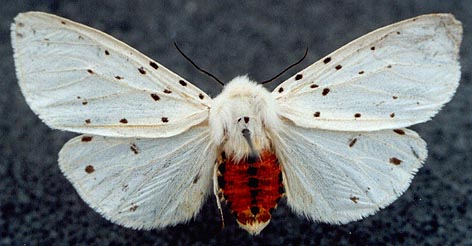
130, 203, 138, 212
151, 93, 160, 101
349, 138, 357, 147
390, 157, 402, 165
322, 88, 330, 96
193, 173, 200, 184
138, 67, 146, 74
81, 136, 93, 142
393, 129, 405, 135
85, 165, 95, 173
179, 80, 187, 86
350, 196, 359, 203
130, 143, 139, 154
149, 61, 159, 69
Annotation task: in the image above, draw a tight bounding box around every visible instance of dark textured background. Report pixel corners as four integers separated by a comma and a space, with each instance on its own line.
1, 1, 471, 245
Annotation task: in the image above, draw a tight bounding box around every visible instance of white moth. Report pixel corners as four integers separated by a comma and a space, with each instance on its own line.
11, 12, 462, 235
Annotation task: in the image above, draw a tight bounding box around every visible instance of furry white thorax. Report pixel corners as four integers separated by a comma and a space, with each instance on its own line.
209, 76, 281, 162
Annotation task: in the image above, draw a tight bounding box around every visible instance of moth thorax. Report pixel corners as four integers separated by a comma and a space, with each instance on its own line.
209, 75, 281, 163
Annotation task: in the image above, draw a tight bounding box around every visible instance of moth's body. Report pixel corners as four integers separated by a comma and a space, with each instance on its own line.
11, 12, 462, 235
210, 77, 284, 234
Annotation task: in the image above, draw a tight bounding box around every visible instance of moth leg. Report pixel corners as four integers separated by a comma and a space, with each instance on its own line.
213, 161, 225, 228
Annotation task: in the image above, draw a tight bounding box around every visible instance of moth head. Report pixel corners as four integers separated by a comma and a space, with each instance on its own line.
209, 76, 280, 162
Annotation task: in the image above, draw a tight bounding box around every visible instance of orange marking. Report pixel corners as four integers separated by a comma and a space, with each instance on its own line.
218, 150, 283, 227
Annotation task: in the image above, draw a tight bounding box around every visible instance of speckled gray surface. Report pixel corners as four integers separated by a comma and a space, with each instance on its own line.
1, 0, 471, 245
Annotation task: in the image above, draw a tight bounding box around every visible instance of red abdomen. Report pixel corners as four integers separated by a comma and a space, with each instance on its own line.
217, 150, 284, 232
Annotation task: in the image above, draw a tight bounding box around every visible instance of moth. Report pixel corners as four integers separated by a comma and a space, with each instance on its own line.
11, 12, 462, 235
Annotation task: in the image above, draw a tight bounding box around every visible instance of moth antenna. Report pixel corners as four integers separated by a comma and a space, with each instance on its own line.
261, 48, 308, 85
174, 42, 225, 87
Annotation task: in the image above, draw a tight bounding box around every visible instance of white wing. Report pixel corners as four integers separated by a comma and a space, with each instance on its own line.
58, 125, 215, 229
274, 123, 427, 224
274, 14, 462, 131
12, 12, 211, 138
